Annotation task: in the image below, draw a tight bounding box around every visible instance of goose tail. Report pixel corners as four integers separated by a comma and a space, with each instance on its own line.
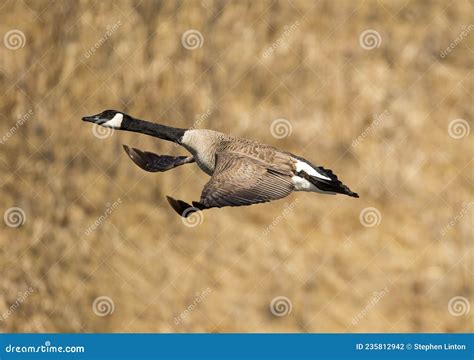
292, 159, 359, 198
306, 166, 359, 198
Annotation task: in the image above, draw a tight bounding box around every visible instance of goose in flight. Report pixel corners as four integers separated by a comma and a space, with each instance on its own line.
82, 110, 358, 217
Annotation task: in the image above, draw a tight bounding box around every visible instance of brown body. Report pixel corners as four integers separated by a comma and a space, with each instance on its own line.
181, 129, 294, 176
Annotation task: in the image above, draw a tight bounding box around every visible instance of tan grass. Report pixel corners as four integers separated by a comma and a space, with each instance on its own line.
0, 0, 472, 332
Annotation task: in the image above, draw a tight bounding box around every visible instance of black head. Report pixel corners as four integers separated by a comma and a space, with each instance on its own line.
82, 109, 129, 129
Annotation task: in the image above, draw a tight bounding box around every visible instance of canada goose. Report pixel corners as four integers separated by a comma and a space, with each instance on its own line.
82, 110, 358, 217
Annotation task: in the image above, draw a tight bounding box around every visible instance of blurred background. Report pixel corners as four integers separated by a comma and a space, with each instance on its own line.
0, 0, 472, 333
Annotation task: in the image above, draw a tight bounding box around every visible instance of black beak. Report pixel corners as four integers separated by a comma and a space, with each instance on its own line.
82, 114, 101, 124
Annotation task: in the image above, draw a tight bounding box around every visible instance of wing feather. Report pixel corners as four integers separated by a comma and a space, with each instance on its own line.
199, 152, 294, 208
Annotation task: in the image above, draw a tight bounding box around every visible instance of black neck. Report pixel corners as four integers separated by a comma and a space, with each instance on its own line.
122, 116, 187, 143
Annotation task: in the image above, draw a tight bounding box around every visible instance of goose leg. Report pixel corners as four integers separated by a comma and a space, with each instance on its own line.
166, 196, 207, 217
123, 145, 194, 172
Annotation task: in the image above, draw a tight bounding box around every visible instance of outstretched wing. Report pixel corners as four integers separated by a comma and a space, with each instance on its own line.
123, 145, 194, 172
198, 152, 294, 208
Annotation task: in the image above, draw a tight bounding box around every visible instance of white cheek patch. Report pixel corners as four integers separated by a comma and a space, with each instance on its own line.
103, 113, 123, 129
295, 160, 331, 181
